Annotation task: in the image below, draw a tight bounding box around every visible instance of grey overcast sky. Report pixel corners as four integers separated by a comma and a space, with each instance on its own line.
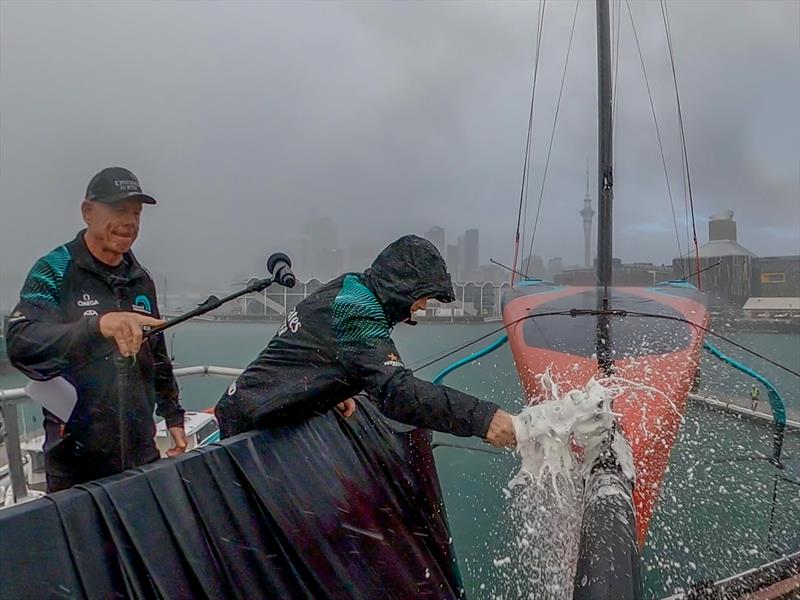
1, 0, 798, 308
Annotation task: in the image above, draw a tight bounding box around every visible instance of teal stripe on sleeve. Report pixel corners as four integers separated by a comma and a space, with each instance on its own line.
20, 245, 71, 307
331, 275, 390, 343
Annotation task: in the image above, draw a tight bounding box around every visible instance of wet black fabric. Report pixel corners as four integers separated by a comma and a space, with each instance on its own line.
0, 400, 464, 600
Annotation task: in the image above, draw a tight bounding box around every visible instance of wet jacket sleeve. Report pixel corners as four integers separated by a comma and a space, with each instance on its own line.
334, 312, 499, 439
148, 298, 184, 428
5, 256, 108, 380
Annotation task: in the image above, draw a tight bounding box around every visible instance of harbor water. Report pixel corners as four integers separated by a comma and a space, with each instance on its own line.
1, 322, 798, 598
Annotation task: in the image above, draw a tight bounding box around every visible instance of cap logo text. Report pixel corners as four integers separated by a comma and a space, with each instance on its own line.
114, 179, 139, 191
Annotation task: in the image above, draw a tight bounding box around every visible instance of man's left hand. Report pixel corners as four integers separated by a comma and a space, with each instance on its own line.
167, 426, 188, 457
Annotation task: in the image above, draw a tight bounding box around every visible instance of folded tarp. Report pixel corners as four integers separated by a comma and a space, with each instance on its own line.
0, 400, 463, 599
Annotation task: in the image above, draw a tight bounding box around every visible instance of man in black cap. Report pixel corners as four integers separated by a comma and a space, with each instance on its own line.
6, 167, 186, 492
216, 235, 516, 448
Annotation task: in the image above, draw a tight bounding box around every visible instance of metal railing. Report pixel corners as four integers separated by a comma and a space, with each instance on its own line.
687, 392, 800, 429
0, 366, 242, 505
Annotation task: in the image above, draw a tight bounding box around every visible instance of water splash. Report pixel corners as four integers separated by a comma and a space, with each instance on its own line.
498, 369, 637, 599
511, 369, 636, 490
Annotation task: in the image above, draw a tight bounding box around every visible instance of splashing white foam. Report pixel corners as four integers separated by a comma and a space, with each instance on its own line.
510, 368, 635, 492
497, 368, 638, 600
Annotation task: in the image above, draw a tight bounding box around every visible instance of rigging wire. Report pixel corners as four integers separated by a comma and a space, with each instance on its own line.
411, 323, 515, 372
411, 309, 800, 379
518, 4, 546, 272
411, 311, 569, 372
662, 2, 692, 269
512, 0, 546, 284
659, 0, 692, 274
681, 259, 722, 282
659, 0, 693, 270
524, 0, 581, 277
490, 258, 532, 282
625, 0, 686, 273
622, 310, 800, 378
660, 0, 702, 288
611, 0, 623, 168
519, 0, 547, 271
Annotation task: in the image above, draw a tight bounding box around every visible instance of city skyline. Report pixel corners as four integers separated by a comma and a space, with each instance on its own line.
270, 214, 696, 286
1, 1, 797, 309
241, 207, 798, 294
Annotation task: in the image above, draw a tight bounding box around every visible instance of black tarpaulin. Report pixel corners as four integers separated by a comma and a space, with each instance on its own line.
0, 401, 463, 600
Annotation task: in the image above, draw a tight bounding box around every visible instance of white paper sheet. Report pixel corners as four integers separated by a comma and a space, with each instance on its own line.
24, 377, 78, 422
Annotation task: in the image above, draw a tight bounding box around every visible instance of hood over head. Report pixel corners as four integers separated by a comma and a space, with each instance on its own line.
364, 235, 456, 326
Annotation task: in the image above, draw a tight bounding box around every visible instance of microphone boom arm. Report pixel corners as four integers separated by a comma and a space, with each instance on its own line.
145, 275, 276, 338
145, 251, 295, 339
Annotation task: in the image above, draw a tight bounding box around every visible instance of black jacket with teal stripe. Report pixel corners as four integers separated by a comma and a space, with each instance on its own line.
5, 231, 183, 480
216, 235, 500, 439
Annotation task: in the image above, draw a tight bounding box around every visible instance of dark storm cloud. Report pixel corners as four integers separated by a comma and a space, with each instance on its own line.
1, 0, 798, 308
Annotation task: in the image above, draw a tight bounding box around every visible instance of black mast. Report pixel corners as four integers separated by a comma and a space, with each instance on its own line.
596, 0, 614, 293
595, 0, 614, 376
573, 3, 642, 598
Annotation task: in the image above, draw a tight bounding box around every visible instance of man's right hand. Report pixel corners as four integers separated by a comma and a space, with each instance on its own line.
335, 397, 357, 418
485, 409, 517, 448
99, 312, 165, 357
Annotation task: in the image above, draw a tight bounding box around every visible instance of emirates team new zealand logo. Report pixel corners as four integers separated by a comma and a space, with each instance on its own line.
133, 294, 152, 314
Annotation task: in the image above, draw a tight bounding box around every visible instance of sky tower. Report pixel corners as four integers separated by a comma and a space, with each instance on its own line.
580, 161, 595, 268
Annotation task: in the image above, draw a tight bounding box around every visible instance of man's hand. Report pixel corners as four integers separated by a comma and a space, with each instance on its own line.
99, 312, 165, 357
485, 409, 516, 448
166, 426, 188, 457
335, 398, 357, 418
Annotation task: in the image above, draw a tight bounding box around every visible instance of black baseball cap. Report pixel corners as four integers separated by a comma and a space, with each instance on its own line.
85, 167, 157, 205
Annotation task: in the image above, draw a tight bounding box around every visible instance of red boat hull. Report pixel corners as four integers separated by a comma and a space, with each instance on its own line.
502, 282, 708, 546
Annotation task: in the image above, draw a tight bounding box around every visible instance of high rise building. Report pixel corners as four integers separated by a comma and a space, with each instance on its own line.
446, 243, 461, 280
463, 229, 479, 274
425, 226, 445, 255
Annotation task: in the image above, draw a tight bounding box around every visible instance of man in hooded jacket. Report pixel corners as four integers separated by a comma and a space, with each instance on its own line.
215, 235, 516, 447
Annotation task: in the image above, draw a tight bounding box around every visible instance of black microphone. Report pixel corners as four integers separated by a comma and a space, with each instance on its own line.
267, 253, 296, 288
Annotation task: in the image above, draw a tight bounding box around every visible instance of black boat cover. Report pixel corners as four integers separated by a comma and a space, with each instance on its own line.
0, 400, 463, 599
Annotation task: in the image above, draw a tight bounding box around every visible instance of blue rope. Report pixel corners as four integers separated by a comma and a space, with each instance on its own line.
432, 335, 509, 385
703, 341, 786, 426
